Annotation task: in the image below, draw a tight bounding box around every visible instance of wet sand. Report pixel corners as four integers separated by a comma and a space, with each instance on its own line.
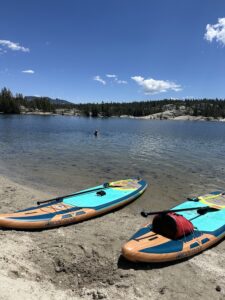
0, 174, 225, 300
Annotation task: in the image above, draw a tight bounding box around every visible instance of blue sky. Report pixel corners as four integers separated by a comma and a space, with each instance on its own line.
0, 0, 225, 103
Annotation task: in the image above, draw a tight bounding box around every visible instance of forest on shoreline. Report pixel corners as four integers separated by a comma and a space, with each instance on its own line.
1, 87, 225, 119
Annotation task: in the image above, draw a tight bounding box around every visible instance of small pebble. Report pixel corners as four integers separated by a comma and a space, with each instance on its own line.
216, 285, 221, 292
134, 287, 143, 297
159, 286, 167, 295
106, 278, 114, 285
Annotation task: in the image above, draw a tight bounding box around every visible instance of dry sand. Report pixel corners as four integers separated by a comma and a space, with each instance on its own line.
0, 175, 225, 300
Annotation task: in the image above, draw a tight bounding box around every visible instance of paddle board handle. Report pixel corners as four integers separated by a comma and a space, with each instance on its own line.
187, 197, 199, 202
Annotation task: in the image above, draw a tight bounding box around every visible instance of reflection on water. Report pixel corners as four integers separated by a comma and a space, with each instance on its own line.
0, 115, 225, 208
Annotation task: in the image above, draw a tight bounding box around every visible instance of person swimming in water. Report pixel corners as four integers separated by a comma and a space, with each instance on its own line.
94, 129, 98, 136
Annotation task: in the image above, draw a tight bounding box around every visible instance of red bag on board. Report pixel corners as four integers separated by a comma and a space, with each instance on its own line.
152, 212, 194, 239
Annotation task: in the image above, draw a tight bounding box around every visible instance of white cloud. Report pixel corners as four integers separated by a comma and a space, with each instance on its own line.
116, 79, 127, 84
0, 47, 7, 54
93, 75, 106, 85
94, 74, 127, 85
131, 76, 182, 94
0, 40, 30, 52
204, 17, 225, 45
106, 74, 127, 84
106, 74, 117, 78
22, 69, 35, 74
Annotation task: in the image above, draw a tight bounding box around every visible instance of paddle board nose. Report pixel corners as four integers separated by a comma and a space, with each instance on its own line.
122, 241, 139, 262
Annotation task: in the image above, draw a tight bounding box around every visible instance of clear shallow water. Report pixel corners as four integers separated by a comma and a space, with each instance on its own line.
0, 115, 225, 209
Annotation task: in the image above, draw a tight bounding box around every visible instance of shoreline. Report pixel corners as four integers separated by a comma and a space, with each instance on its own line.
1, 111, 224, 122
0, 174, 225, 299
120, 114, 225, 122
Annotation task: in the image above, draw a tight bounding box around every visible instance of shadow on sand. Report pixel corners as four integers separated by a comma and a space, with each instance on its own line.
117, 254, 190, 270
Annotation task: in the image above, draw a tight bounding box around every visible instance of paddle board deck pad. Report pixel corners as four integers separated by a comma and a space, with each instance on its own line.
0, 178, 147, 230
122, 191, 225, 263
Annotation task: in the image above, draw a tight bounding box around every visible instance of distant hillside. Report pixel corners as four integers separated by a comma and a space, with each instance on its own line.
1, 87, 225, 120
25, 96, 74, 106
75, 99, 225, 119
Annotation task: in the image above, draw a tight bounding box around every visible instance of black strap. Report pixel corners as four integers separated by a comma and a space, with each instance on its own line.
96, 191, 106, 196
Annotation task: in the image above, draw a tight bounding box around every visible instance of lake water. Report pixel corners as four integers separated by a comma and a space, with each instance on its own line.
0, 115, 225, 209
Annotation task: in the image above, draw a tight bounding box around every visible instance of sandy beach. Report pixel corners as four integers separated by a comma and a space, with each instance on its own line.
0, 174, 224, 300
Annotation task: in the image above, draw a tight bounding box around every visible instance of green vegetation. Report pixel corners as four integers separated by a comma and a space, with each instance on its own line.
0, 87, 75, 114
0, 88, 21, 114
76, 99, 225, 119
1, 87, 225, 119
